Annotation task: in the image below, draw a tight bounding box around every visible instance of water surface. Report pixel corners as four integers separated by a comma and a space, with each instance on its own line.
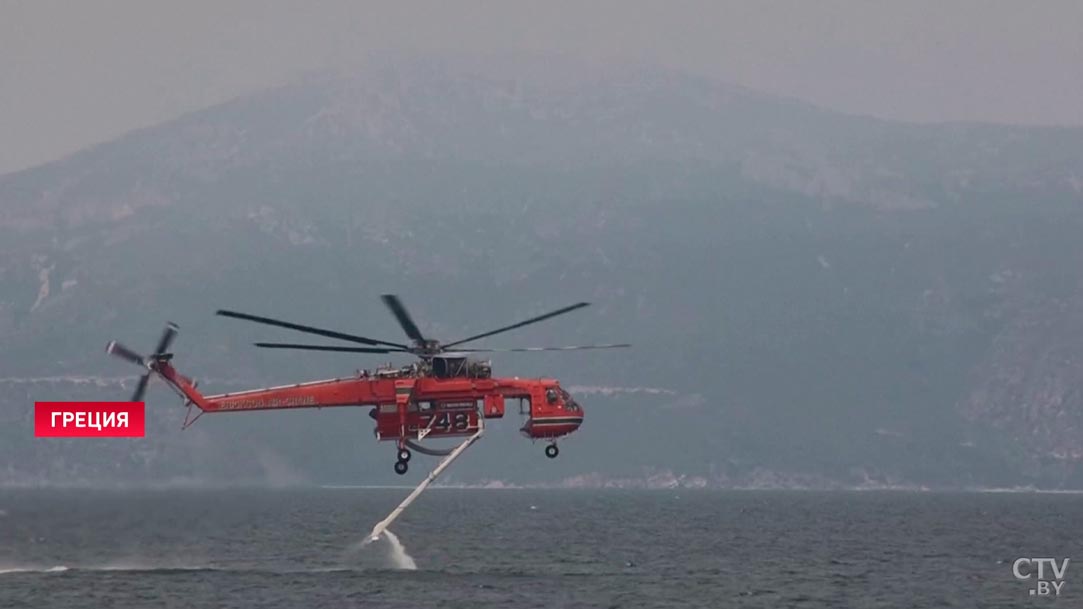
0, 489, 1076, 607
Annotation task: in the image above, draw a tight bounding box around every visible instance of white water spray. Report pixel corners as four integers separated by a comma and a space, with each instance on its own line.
0, 565, 69, 574
351, 529, 418, 570
382, 530, 417, 570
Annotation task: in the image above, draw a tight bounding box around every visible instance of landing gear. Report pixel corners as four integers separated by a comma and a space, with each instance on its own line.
545, 443, 559, 459
392, 446, 411, 474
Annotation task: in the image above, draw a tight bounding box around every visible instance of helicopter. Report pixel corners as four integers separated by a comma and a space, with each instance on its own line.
106, 295, 628, 474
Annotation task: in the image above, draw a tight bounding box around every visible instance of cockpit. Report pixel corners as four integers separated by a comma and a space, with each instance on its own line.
523, 384, 584, 442
561, 388, 581, 411
545, 386, 580, 411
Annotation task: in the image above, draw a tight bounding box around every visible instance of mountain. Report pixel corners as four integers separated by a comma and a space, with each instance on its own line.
3, 58, 1083, 488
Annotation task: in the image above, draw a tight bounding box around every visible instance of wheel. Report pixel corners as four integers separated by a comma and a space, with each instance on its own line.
545, 444, 559, 459
398, 448, 412, 463
394, 460, 409, 475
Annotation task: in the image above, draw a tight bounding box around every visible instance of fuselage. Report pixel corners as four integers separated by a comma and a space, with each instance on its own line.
156, 361, 584, 443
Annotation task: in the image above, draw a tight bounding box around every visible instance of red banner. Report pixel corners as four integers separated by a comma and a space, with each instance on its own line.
34, 402, 146, 437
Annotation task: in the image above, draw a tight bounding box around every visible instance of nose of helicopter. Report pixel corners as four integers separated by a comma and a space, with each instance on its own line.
566, 408, 584, 431
520, 389, 585, 439
564, 390, 584, 430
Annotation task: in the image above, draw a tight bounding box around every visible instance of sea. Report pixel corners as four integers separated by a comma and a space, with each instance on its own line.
0, 488, 1078, 608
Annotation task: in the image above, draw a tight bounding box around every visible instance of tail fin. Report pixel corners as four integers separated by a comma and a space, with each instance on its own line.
106, 323, 211, 419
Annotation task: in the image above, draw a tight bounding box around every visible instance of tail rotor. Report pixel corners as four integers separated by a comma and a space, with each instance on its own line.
106, 322, 179, 402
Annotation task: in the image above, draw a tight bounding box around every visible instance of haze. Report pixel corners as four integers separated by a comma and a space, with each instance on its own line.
3, 0, 1083, 175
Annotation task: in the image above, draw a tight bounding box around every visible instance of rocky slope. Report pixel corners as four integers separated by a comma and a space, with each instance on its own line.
2, 58, 1083, 487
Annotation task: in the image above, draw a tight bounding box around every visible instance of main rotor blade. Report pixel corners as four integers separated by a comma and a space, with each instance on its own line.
153, 322, 179, 355
380, 294, 426, 344
454, 343, 631, 352
216, 310, 409, 349
106, 341, 145, 367
444, 302, 591, 349
253, 342, 405, 354
131, 374, 151, 402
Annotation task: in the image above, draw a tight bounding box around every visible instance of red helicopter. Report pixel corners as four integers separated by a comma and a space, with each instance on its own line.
106, 295, 628, 475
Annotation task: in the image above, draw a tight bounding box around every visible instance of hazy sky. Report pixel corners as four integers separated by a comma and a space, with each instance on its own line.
3, 0, 1083, 175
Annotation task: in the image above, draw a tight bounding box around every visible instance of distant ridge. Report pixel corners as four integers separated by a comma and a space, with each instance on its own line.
1, 57, 1083, 489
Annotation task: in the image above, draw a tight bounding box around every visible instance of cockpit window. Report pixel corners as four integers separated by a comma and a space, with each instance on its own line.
559, 388, 580, 411
546, 389, 558, 405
